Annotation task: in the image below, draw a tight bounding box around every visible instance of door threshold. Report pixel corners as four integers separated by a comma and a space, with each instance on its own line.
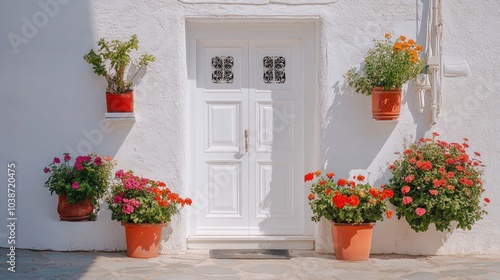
187, 236, 314, 250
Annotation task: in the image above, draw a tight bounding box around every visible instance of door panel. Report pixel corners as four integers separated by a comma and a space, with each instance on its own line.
193, 37, 304, 236
205, 101, 241, 153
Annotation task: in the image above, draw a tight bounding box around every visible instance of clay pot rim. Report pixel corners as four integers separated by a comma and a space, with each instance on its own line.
106, 90, 133, 95
331, 222, 376, 226
121, 222, 168, 227
371, 86, 402, 93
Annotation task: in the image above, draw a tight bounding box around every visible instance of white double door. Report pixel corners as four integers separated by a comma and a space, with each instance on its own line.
190, 24, 308, 237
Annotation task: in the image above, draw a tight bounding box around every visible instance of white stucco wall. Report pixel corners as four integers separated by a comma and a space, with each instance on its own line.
1, 0, 499, 255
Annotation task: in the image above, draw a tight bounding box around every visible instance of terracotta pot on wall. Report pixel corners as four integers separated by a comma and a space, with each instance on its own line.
371, 87, 402, 121
106, 91, 134, 112
122, 222, 167, 258
57, 194, 93, 221
331, 222, 375, 261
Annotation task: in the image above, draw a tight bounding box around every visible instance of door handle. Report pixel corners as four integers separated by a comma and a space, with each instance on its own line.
244, 129, 249, 153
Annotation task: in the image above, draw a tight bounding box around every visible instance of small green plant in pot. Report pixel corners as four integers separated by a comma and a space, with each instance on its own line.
345, 33, 425, 120
83, 34, 155, 112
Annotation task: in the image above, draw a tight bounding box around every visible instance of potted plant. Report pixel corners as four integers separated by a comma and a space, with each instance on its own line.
388, 132, 490, 232
107, 170, 192, 258
83, 34, 155, 113
345, 33, 424, 120
305, 170, 393, 261
43, 153, 115, 221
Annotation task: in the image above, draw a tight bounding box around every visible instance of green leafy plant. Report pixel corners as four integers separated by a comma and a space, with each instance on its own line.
43, 153, 116, 219
107, 170, 192, 224
345, 33, 425, 95
388, 133, 489, 232
305, 170, 393, 224
83, 34, 155, 94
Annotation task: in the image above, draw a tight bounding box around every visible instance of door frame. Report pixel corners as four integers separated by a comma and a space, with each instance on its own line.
185, 18, 319, 248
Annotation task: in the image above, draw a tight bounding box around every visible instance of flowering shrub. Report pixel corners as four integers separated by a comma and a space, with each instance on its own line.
345, 33, 424, 95
388, 133, 489, 232
43, 153, 115, 218
107, 170, 192, 224
305, 171, 393, 224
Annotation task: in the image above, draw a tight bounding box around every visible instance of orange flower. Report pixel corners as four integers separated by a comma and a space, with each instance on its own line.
399, 35, 406, 41
315, 170, 321, 177
386, 210, 393, 219
393, 42, 403, 51
348, 195, 360, 207
385, 33, 391, 38
308, 193, 315, 200
337, 179, 347, 187
408, 39, 416, 46
369, 188, 380, 198
319, 180, 326, 186
326, 172, 335, 179
304, 172, 315, 182
381, 189, 394, 200
325, 188, 332, 196
356, 175, 365, 181
332, 193, 349, 209
415, 45, 423, 51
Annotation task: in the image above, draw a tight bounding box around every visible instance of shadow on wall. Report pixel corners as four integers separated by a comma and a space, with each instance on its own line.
322, 81, 397, 177
0, 0, 132, 251
323, 79, 447, 255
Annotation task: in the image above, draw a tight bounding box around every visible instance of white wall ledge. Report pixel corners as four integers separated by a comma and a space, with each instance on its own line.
104, 112, 136, 121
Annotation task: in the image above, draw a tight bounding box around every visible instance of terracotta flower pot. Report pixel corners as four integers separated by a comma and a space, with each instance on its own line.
331, 222, 375, 261
122, 222, 167, 258
371, 87, 402, 120
106, 91, 134, 112
57, 194, 93, 221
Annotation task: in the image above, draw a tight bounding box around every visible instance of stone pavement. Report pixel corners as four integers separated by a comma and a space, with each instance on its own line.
1, 249, 500, 279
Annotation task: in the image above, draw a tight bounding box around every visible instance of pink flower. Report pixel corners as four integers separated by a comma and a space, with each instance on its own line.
64, 153, 71, 162
74, 163, 83, 170
415, 207, 426, 216
113, 195, 123, 204
72, 182, 79, 189
122, 204, 134, 214
53, 157, 60, 164
124, 177, 139, 190
401, 185, 410, 194
429, 189, 439, 196
76, 156, 84, 163
43, 167, 51, 173
115, 170, 125, 179
405, 175, 415, 183
402, 196, 413, 205
94, 157, 102, 166
129, 198, 141, 208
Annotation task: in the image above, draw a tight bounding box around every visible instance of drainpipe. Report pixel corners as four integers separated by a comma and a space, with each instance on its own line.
416, 0, 443, 125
